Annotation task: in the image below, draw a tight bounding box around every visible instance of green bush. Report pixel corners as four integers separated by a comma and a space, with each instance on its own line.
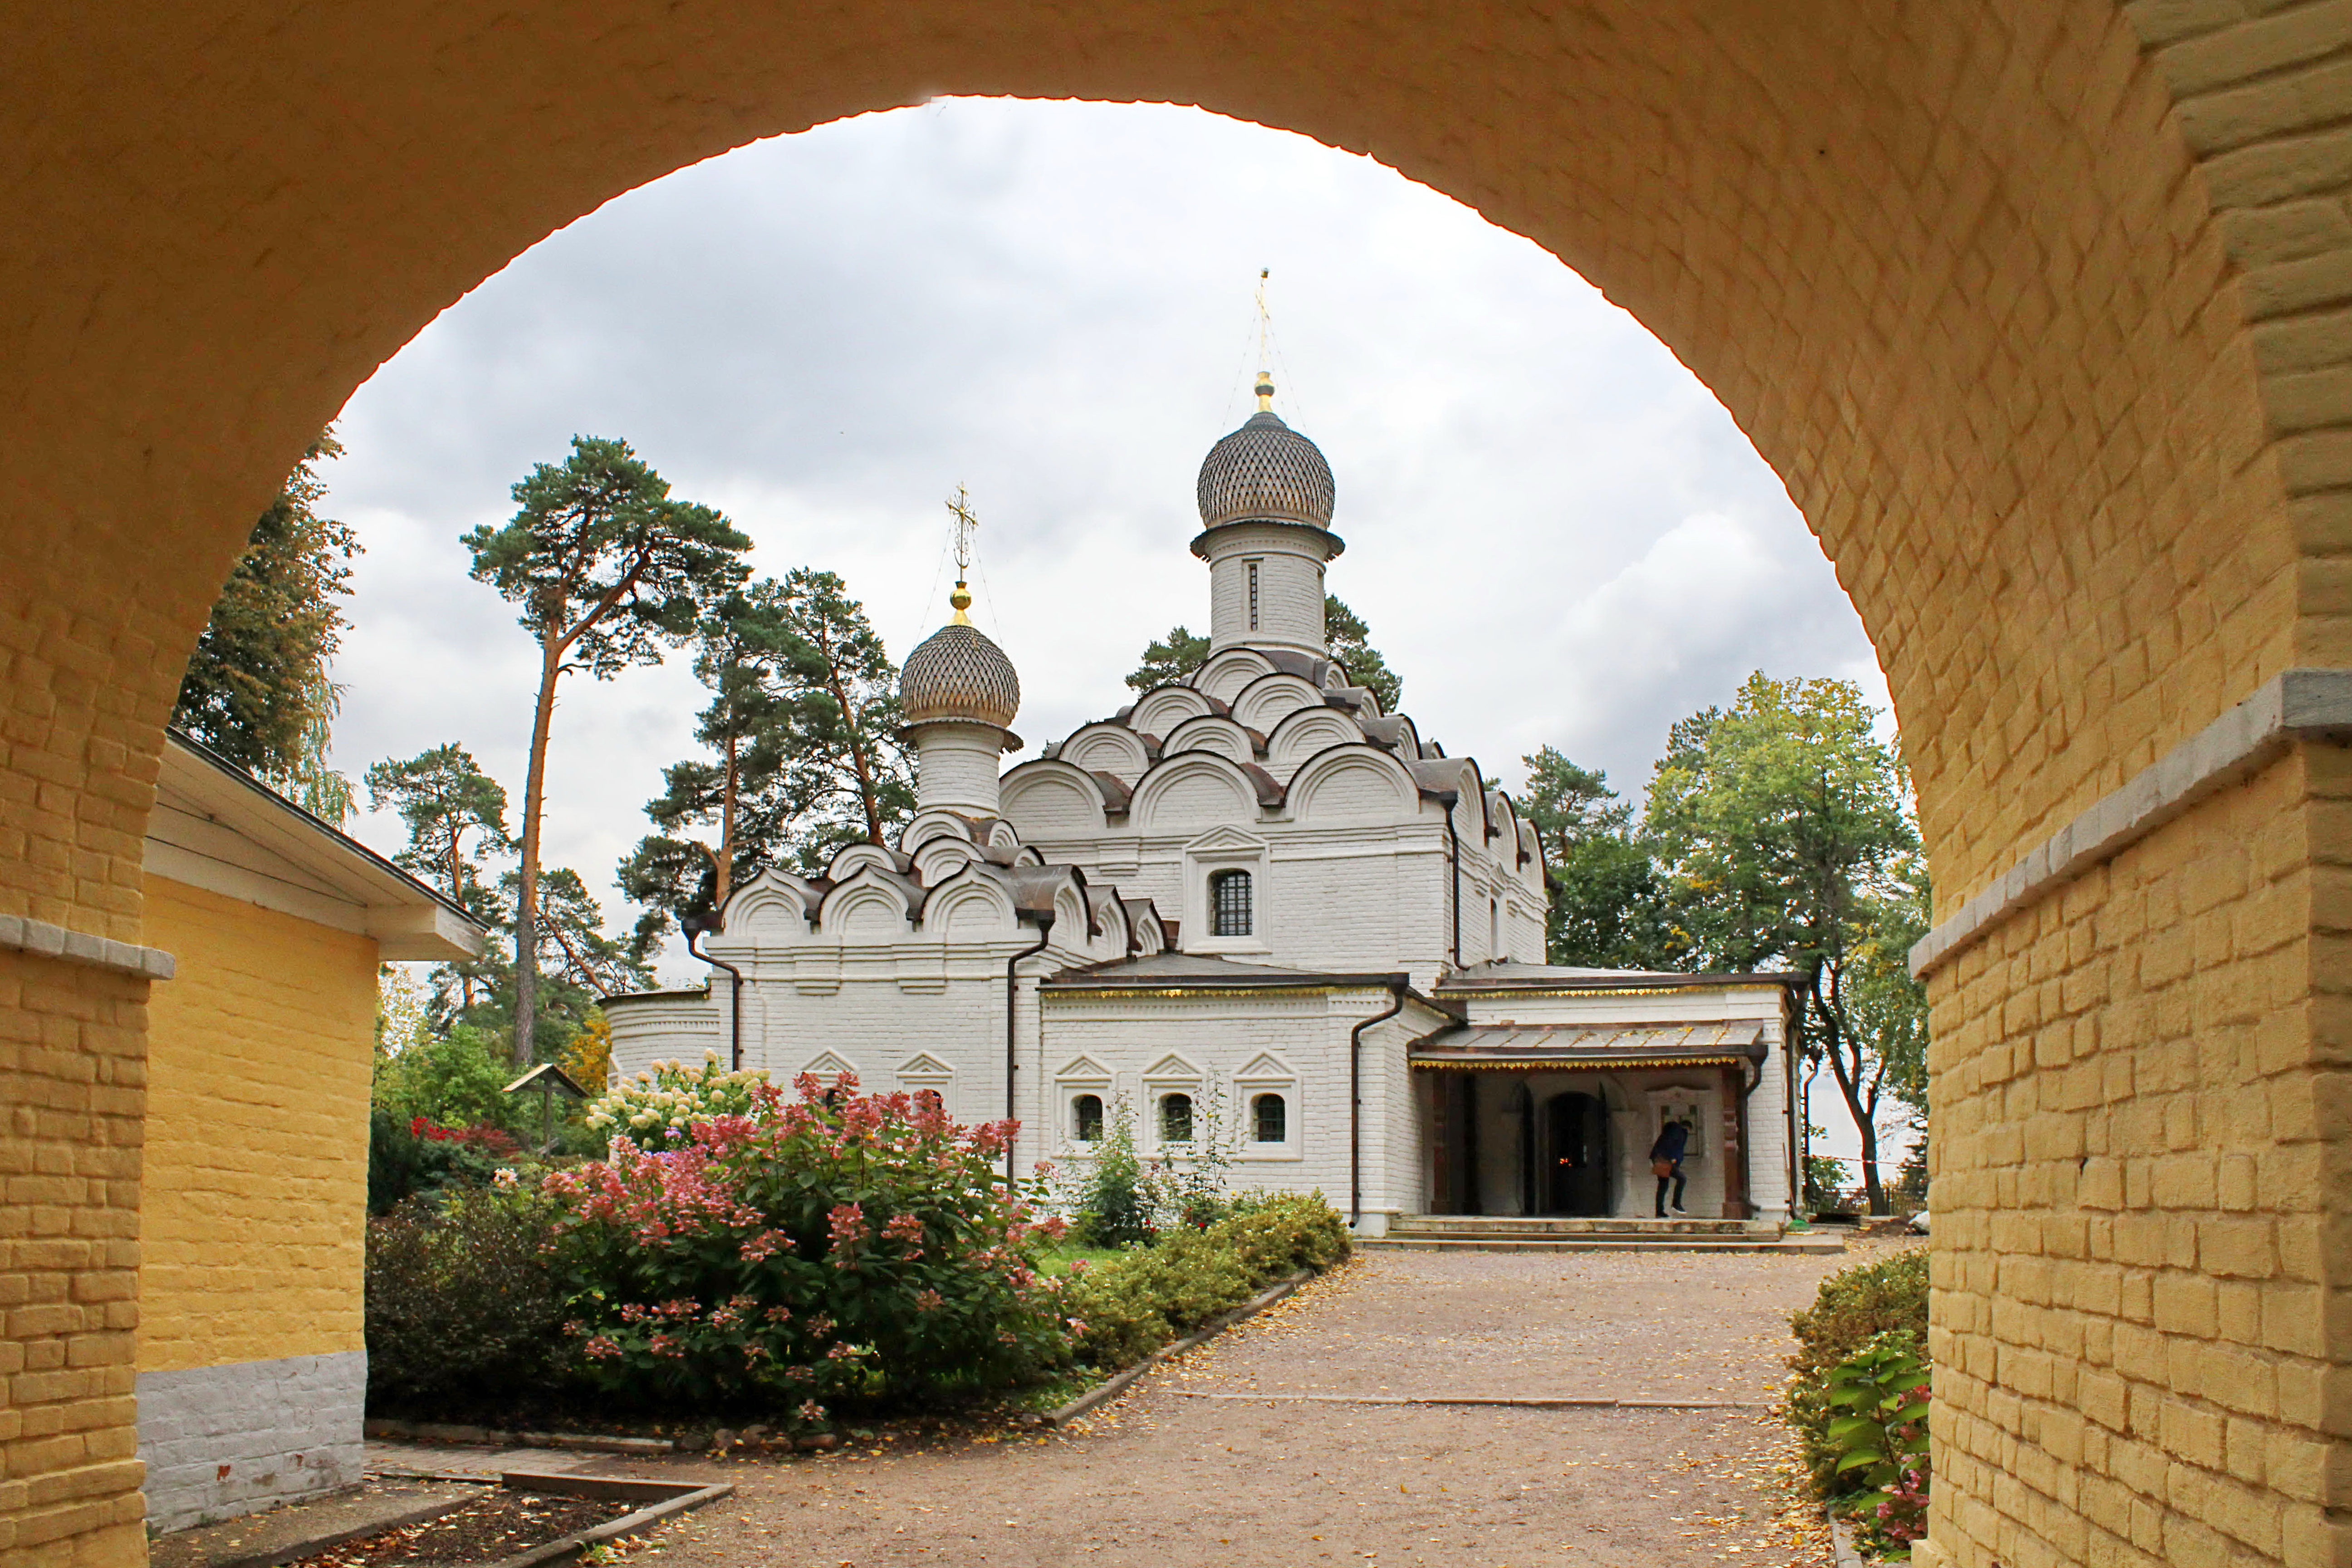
365, 1186, 568, 1410
374, 1024, 523, 1131
1784, 1247, 1930, 1494
1061, 1193, 1349, 1369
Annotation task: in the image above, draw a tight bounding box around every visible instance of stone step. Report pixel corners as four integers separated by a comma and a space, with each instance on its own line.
1392, 1215, 1772, 1237
1360, 1234, 1849, 1255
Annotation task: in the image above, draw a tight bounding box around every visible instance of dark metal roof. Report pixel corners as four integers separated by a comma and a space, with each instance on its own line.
1435, 961, 1804, 993
1044, 952, 1409, 991
1410, 1021, 1768, 1070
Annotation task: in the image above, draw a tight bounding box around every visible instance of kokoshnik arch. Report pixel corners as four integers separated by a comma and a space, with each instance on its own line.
4, 2, 2348, 1565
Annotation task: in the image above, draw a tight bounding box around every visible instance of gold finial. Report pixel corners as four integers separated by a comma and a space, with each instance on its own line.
1254, 268, 1275, 412
946, 485, 979, 625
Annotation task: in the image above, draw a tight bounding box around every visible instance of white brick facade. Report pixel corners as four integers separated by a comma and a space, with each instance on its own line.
606, 401, 1795, 1228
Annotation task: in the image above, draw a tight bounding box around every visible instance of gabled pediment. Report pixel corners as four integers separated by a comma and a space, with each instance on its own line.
802, 1050, 858, 1079
1235, 1052, 1294, 1082
1184, 823, 1266, 853
1144, 1052, 1201, 1081
897, 1051, 956, 1080
1054, 1054, 1113, 1083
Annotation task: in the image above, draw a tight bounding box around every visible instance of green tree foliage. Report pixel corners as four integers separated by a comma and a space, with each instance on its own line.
1518, 747, 1689, 969
366, 744, 512, 1014
1124, 625, 1210, 693
173, 431, 362, 820
618, 569, 913, 936
373, 1024, 520, 1131
1323, 595, 1401, 711
1644, 672, 1925, 1211
464, 436, 752, 1065
1121, 596, 1399, 712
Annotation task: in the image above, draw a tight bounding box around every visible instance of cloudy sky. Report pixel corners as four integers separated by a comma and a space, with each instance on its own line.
325, 98, 1888, 993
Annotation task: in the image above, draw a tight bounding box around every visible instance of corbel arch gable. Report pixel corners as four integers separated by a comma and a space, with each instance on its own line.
1230, 671, 1329, 734
1161, 713, 1260, 764
1194, 647, 1275, 703
1000, 758, 1113, 837
818, 866, 916, 940
1131, 750, 1261, 833
1056, 720, 1154, 781
1084, 885, 1132, 957
1266, 705, 1367, 773
911, 834, 979, 887
829, 840, 911, 881
1127, 683, 1218, 738
920, 867, 1018, 938
1286, 743, 1423, 826
721, 867, 820, 939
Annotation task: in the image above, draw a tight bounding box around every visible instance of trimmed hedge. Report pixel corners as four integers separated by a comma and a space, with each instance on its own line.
1060, 1194, 1350, 1369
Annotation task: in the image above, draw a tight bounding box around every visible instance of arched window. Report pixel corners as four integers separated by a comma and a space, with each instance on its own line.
1160, 1092, 1195, 1143
1252, 1092, 1287, 1144
1072, 1093, 1104, 1142
1210, 869, 1253, 936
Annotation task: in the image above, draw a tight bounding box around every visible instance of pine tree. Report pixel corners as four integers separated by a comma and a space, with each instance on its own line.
463, 436, 751, 1066
173, 431, 362, 818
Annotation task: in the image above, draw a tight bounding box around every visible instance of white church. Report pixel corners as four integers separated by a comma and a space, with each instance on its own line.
607, 379, 1799, 1233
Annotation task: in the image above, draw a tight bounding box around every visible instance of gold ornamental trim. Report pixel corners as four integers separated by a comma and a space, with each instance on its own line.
1409, 1054, 1751, 1072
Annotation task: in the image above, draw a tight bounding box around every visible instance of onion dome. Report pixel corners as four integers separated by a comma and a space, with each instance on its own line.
900, 584, 1020, 729
1196, 377, 1336, 531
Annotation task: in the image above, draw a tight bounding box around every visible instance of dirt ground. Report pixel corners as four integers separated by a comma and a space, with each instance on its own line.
569, 1243, 1905, 1568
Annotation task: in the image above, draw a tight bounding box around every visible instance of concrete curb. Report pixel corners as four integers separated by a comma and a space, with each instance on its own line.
364, 1420, 675, 1455
158, 1491, 478, 1568
1044, 1268, 1315, 1427
1826, 1505, 1868, 1568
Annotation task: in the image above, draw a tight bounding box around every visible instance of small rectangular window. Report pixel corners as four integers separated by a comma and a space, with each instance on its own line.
1073, 1093, 1104, 1142
1247, 560, 1260, 631
1210, 869, 1253, 937
1252, 1093, 1287, 1144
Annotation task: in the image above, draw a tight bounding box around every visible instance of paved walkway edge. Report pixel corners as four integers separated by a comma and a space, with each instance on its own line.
1044, 1268, 1315, 1426
488, 1475, 734, 1568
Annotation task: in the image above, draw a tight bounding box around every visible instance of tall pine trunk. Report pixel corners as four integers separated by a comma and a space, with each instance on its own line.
513, 642, 563, 1068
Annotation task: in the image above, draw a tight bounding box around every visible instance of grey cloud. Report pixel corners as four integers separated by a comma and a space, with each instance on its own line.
324, 98, 1881, 964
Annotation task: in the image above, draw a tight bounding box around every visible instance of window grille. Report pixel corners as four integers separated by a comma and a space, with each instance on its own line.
1210, 869, 1253, 936
1252, 1093, 1287, 1144
1072, 1093, 1104, 1142
1248, 561, 1260, 631
1160, 1093, 1194, 1143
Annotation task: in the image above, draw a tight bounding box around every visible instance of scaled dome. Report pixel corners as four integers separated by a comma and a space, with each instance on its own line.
1196, 410, 1336, 531
901, 621, 1021, 729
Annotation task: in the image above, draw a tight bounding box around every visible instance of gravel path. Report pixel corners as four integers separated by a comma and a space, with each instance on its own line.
576, 1244, 1894, 1568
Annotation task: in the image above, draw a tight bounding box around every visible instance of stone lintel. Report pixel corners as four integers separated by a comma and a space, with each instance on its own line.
1911, 667, 2352, 979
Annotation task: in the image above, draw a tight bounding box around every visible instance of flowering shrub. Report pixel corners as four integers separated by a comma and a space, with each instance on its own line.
547, 1073, 1073, 1423
1825, 1334, 1931, 1555
582, 1053, 769, 1152
1783, 1248, 1929, 1493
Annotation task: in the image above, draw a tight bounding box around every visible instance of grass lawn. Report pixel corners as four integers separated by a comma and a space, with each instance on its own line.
1035, 1243, 1126, 1277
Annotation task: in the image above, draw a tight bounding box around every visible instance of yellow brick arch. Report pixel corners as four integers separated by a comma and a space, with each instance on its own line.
5, 3, 2347, 1566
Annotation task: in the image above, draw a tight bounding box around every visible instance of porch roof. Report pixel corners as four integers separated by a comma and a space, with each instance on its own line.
1408, 1020, 1766, 1071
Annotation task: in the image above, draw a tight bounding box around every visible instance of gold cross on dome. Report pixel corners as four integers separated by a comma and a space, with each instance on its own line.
946, 485, 979, 577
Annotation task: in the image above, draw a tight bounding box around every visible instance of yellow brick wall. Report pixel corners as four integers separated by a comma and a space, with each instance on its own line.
0, 953, 147, 1568
2, 2, 2352, 1565
1922, 745, 2348, 1568
135, 879, 375, 1376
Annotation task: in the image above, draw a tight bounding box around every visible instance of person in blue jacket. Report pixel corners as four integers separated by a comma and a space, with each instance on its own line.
1650, 1116, 1691, 1217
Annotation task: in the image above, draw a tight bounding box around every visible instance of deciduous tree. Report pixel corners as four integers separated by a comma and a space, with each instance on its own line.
463, 436, 750, 1066
1644, 672, 1922, 1212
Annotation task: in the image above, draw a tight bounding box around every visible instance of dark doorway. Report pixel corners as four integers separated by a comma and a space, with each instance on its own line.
1546, 1092, 1611, 1216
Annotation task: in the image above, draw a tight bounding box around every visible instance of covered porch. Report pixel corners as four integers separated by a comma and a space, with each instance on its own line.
1410, 1022, 1770, 1222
